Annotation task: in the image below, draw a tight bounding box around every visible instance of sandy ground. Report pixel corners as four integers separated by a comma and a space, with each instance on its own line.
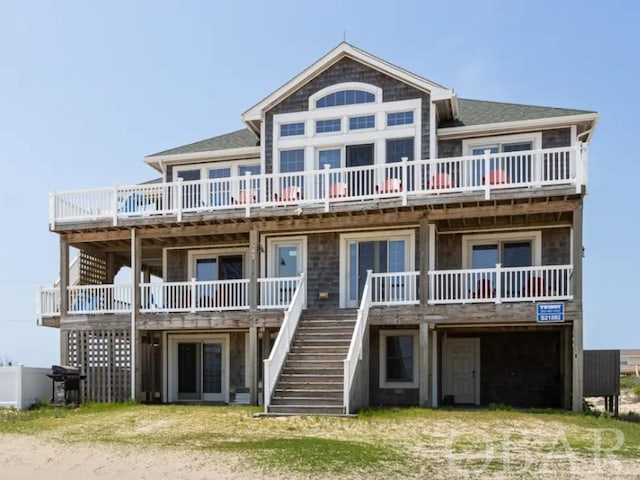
0, 434, 261, 480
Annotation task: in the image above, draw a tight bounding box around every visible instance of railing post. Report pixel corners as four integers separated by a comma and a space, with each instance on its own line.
401, 157, 408, 206
36, 286, 42, 326
49, 192, 56, 230
495, 263, 502, 304
245, 171, 252, 217
176, 177, 184, 222
190, 277, 197, 313
576, 143, 585, 194
483, 149, 491, 200
112, 184, 118, 226
534, 150, 542, 187
323, 164, 331, 212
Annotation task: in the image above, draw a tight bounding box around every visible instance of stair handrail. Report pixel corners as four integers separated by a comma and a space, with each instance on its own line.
343, 269, 372, 414
263, 272, 306, 409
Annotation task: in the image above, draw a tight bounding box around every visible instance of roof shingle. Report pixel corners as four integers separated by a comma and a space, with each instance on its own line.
148, 128, 259, 157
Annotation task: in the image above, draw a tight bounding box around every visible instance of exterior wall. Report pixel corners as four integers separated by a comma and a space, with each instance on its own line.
443, 328, 564, 408
265, 57, 431, 173
166, 249, 188, 281
369, 325, 419, 406
306, 232, 341, 309
542, 128, 571, 148
438, 139, 462, 158
229, 332, 247, 398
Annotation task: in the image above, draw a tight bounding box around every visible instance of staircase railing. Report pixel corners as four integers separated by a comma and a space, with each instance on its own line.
343, 269, 372, 414
263, 273, 306, 410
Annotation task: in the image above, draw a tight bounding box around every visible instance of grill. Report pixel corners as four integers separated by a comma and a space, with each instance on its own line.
47, 365, 86, 405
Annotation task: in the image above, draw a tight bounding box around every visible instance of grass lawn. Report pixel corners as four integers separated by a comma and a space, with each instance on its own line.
1, 403, 639, 478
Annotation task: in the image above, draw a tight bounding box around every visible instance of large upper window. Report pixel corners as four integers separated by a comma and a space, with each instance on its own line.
387, 111, 414, 126
280, 149, 305, 172
386, 138, 414, 163
280, 122, 305, 137
316, 119, 342, 134
316, 89, 375, 108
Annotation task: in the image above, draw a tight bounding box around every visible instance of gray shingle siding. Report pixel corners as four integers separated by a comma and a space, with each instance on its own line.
264, 57, 430, 173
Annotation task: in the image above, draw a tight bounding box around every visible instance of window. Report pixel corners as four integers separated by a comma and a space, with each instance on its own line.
279, 149, 305, 172
464, 232, 541, 269
280, 122, 305, 137
208, 168, 231, 205
316, 89, 375, 108
386, 138, 414, 163
387, 111, 414, 126
349, 115, 375, 130
380, 330, 418, 388
316, 119, 341, 134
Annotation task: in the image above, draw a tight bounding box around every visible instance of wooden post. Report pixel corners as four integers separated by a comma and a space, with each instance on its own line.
431, 329, 438, 407
419, 323, 429, 407
131, 228, 141, 401
419, 216, 430, 305
105, 252, 118, 284
59, 239, 69, 317
249, 228, 259, 311
562, 326, 572, 410
572, 203, 584, 412
249, 326, 259, 406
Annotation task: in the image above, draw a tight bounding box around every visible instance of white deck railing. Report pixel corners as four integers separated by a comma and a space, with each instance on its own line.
140, 279, 250, 313
67, 284, 132, 314
258, 276, 300, 309
371, 271, 420, 306
428, 264, 573, 304
49, 145, 585, 226
36, 287, 61, 324
344, 270, 372, 414
264, 273, 305, 409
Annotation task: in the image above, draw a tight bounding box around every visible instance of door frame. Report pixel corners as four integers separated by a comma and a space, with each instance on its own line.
339, 229, 415, 308
166, 333, 230, 403
443, 337, 481, 406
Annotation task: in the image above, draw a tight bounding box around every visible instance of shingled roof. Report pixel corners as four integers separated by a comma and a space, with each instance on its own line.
148, 128, 259, 157
442, 98, 595, 128
148, 99, 594, 157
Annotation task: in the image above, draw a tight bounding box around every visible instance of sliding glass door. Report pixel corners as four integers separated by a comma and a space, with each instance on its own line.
175, 338, 226, 402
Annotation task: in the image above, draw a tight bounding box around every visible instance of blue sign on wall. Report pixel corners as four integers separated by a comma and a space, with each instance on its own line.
536, 303, 565, 323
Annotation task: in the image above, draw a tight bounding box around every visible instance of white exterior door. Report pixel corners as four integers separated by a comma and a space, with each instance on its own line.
444, 338, 480, 405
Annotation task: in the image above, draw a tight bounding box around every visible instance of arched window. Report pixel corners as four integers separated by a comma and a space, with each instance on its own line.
315, 89, 375, 108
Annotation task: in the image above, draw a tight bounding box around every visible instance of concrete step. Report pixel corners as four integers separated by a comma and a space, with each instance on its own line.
282, 367, 343, 375
271, 396, 343, 406
278, 380, 343, 389
267, 404, 346, 415
287, 352, 347, 361
275, 388, 342, 398
278, 373, 343, 383
285, 358, 344, 366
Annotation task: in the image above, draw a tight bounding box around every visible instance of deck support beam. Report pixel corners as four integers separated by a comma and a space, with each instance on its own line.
249, 326, 259, 406
59, 238, 69, 319
249, 228, 259, 311
419, 323, 430, 406
131, 228, 141, 401
571, 204, 583, 412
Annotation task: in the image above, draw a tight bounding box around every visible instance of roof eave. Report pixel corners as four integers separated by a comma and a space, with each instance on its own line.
437, 113, 599, 139
144, 146, 261, 169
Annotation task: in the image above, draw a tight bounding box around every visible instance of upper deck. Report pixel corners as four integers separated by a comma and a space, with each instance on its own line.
50, 145, 586, 231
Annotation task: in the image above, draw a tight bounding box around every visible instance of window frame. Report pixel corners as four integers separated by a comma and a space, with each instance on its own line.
349, 114, 376, 131
379, 329, 419, 389
387, 110, 415, 127
462, 231, 542, 269
462, 132, 542, 156
308, 82, 382, 111
280, 122, 305, 137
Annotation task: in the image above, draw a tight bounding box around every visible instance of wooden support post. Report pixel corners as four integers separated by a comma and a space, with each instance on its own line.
572, 203, 584, 412
106, 252, 118, 284
431, 329, 438, 407
249, 228, 259, 311
419, 323, 430, 407
131, 228, 141, 401
249, 326, 259, 406
60, 239, 69, 317
419, 216, 430, 305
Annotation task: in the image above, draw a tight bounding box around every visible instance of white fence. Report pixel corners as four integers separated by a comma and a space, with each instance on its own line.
370, 271, 420, 306
428, 265, 574, 304
50, 145, 585, 226
67, 285, 132, 314
140, 279, 250, 313
264, 273, 305, 409
0, 366, 51, 409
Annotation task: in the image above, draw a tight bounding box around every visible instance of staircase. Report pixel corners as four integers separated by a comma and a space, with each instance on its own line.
267, 309, 357, 415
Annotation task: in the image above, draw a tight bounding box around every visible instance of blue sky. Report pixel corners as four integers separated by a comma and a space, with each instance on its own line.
0, 0, 637, 366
